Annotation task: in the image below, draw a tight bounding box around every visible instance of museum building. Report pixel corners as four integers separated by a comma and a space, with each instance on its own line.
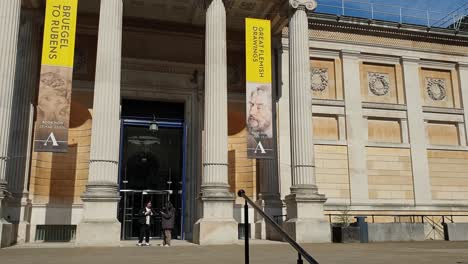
1, 0, 468, 246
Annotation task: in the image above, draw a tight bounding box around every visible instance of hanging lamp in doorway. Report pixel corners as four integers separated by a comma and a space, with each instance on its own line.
149, 114, 158, 133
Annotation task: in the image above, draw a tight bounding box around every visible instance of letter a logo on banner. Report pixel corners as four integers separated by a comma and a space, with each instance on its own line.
245, 18, 274, 159
34, 0, 79, 153
44, 132, 59, 147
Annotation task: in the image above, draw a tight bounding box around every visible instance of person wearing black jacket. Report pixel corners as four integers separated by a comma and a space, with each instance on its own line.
160, 202, 175, 247
137, 201, 157, 246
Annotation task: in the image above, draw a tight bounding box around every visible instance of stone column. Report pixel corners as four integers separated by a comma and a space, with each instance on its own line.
402, 57, 432, 205
8, 10, 41, 244
283, 0, 330, 243
76, 0, 123, 246
193, 0, 237, 245
0, 0, 21, 248
341, 50, 369, 204
458, 63, 468, 146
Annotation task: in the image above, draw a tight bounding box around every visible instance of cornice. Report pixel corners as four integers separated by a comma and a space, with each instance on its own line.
306, 16, 468, 46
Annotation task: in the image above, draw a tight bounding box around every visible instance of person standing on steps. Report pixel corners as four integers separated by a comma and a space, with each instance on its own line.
137, 201, 156, 246
160, 202, 175, 247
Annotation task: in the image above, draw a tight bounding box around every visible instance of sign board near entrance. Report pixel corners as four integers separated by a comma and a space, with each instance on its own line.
245, 18, 274, 159
34, 0, 78, 152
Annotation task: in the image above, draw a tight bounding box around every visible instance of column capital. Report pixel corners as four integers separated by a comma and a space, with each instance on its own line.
401, 56, 420, 64
202, 0, 231, 9
341, 50, 361, 59
457, 62, 468, 69
289, 0, 317, 11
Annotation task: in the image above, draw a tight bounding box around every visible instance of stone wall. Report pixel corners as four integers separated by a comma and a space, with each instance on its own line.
368, 223, 426, 242
315, 145, 350, 200
367, 147, 414, 202
429, 150, 468, 201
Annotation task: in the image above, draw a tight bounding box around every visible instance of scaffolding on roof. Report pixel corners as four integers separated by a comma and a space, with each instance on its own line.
315, 0, 468, 31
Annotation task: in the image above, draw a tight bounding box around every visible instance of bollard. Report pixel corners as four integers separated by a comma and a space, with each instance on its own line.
354, 216, 368, 243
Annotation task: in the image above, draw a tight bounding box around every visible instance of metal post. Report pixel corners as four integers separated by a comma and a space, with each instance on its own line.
427, 10, 430, 27
298, 253, 304, 264
342, 0, 345, 16
371, 3, 374, 20
244, 200, 250, 264
399, 7, 402, 24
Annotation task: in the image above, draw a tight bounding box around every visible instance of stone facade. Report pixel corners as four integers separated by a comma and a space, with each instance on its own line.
1, 0, 468, 247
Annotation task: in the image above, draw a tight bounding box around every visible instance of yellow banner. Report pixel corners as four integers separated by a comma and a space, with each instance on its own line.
245, 18, 272, 83
35, 0, 78, 153
245, 18, 274, 159
41, 0, 78, 67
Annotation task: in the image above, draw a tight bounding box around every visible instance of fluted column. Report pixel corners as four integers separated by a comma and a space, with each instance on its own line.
201, 0, 229, 195
288, 0, 318, 192
8, 10, 41, 198
193, 0, 237, 245
76, 0, 122, 246
283, 0, 331, 243
8, 10, 41, 244
0, 0, 21, 222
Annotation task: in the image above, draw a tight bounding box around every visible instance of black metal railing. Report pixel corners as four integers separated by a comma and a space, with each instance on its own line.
237, 190, 319, 264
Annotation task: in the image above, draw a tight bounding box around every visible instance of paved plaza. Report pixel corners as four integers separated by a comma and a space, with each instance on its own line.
1, 241, 468, 264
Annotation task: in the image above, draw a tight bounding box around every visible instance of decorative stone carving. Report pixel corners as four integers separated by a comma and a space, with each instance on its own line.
289, 0, 317, 11
426, 77, 447, 101
368, 72, 390, 96
310, 68, 328, 92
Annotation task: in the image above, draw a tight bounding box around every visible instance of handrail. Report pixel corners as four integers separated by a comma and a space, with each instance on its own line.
237, 190, 319, 264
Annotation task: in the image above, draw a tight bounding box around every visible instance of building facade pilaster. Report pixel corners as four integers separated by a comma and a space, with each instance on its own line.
193, 0, 237, 245
283, 0, 330, 243
76, 0, 123, 246
402, 57, 432, 205
341, 50, 369, 204
255, 159, 282, 240
0, 0, 22, 248
458, 63, 468, 146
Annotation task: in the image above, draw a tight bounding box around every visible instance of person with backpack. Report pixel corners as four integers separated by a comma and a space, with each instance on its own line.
160, 202, 175, 247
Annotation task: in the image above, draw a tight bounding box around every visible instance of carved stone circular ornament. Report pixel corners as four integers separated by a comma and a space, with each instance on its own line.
426, 78, 447, 101
310, 68, 328, 92
289, 0, 317, 11
368, 72, 390, 96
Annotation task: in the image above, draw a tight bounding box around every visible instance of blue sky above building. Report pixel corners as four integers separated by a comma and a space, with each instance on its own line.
316, 0, 468, 28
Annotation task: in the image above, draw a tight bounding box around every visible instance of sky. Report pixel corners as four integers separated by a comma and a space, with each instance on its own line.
316, 0, 468, 27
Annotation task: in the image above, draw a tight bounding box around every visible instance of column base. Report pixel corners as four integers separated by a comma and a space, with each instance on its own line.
16, 221, 30, 244
193, 218, 237, 245
283, 218, 331, 243
0, 219, 14, 248
75, 184, 121, 246
193, 186, 237, 245
76, 221, 121, 246
284, 190, 331, 243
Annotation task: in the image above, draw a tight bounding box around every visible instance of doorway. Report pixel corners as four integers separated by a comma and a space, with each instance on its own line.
118, 100, 186, 241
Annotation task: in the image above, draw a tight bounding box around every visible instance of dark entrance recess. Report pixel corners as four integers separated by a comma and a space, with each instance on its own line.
118, 100, 186, 240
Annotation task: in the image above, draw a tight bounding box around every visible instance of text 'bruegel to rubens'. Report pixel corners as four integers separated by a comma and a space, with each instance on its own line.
48, 5, 73, 60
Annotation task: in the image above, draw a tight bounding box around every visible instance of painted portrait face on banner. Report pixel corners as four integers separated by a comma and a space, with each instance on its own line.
247, 84, 273, 138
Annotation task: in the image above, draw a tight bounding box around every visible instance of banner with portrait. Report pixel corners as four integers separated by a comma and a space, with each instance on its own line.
245, 18, 274, 159
34, 0, 78, 152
